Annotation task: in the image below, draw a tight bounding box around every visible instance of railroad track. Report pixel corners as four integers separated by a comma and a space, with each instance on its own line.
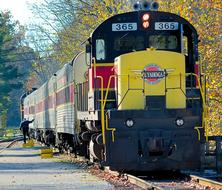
0, 136, 23, 153
124, 173, 222, 190
37, 145, 222, 190
191, 175, 222, 190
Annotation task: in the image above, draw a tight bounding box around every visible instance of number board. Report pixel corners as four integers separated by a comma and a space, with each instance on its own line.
155, 22, 179, 30
112, 23, 137, 32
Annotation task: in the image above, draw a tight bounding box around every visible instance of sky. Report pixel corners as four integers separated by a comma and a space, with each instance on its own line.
0, 0, 39, 25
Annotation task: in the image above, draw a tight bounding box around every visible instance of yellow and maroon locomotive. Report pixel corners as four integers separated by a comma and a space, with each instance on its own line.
22, 2, 205, 171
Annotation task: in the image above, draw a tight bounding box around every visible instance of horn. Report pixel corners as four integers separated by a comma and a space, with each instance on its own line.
142, 1, 151, 10
151, 1, 159, 11
133, 2, 141, 11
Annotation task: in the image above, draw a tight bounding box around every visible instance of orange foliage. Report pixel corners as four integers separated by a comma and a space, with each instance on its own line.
159, 0, 222, 135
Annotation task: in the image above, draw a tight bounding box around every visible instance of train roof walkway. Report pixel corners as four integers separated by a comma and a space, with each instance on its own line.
0, 141, 113, 190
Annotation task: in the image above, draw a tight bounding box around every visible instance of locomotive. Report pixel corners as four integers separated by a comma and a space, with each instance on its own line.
21, 2, 206, 171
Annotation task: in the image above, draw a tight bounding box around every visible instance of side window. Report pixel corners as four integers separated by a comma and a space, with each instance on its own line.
182, 36, 188, 56
96, 39, 106, 61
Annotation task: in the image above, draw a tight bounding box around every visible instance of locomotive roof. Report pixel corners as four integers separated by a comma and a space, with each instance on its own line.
91, 11, 198, 37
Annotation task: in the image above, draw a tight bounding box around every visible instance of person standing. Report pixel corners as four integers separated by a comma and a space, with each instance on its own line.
20, 118, 34, 143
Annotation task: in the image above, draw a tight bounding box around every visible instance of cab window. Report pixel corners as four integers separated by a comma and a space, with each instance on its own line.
114, 35, 145, 51
149, 35, 178, 50
96, 39, 106, 60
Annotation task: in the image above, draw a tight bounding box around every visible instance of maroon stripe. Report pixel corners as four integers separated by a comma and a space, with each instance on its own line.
89, 65, 115, 89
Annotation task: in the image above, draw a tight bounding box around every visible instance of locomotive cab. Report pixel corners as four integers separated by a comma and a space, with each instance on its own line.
84, 11, 200, 110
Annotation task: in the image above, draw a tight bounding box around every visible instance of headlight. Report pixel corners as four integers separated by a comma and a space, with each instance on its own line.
175, 118, 184, 126
125, 119, 134, 127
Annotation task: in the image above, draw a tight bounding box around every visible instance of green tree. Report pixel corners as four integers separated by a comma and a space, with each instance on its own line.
0, 11, 23, 119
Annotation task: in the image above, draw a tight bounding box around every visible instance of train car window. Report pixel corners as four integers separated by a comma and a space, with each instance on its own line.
149, 35, 177, 50
96, 39, 106, 60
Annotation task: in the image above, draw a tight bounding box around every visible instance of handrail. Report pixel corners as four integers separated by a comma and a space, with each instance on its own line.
96, 75, 117, 144
186, 73, 206, 109
96, 76, 106, 145
97, 72, 207, 144
186, 73, 208, 141
103, 75, 116, 108
104, 76, 116, 142
105, 113, 116, 142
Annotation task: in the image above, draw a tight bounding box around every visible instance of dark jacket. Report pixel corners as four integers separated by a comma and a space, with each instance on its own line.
20, 119, 34, 131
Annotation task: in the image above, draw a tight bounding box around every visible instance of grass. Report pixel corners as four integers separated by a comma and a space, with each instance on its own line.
0, 128, 21, 140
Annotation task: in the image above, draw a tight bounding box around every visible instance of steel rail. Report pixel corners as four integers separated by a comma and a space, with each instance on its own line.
124, 174, 163, 190
191, 175, 222, 190
125, 173, 222, 190
0, 137, 23, 153
0, 136, 23, 143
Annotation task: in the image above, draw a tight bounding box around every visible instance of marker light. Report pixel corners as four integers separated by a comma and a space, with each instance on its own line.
143, 21, 149, 28
142, 13, 149, 21
142, 13, 150, 29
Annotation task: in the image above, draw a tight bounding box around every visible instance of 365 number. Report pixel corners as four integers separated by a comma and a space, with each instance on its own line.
112, 23, 137, 31
155, 22, 178, 30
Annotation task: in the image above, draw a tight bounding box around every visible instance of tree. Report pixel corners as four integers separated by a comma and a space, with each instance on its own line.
0, 11, 34, 127
159, 0, 221, 135
0, 12, 21, 113
23, 0, 133, 87
29, 0, 132, 64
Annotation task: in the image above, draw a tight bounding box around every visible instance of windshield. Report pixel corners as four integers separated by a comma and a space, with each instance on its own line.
94, 32, 181, 62
114, 34, 178, 52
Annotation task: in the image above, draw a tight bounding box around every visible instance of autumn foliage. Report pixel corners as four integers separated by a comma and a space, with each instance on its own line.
158, 0, 221, 135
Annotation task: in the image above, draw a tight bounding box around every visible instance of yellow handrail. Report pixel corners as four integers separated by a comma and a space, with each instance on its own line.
98, 72, 207, 144
186, 73, 208, 141
103, 75, 116, 142
96, 76, 106, 145
97, 75, 117, 144
106, 113, 116, 142
186, 73, 206, 109
103, 75, 115, 108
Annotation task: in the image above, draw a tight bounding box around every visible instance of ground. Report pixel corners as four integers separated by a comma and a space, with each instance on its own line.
0, 141, 114, 190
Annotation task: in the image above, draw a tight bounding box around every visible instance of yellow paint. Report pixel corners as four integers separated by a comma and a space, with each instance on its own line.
115, 50, 186, 110
40, 148, 53, 159
22, 139, 34, 147
98, 75, 117, 144
41, 148, 53, 154
92, 63, 114, 67
41, 153, 53, 159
